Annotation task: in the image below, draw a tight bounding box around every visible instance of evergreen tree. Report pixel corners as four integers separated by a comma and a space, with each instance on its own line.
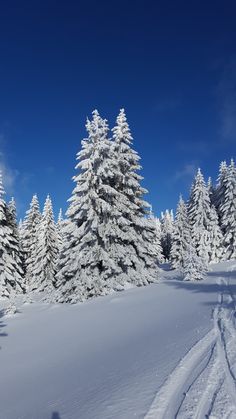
214, 160, 228, 220
148, 207, 164, 264
183, 244, 207, 281
170, 196, 191, 270
0, 174, 23, 297
57, 208, 63, 227
160, 209, 174, 261
188, 169, 211, 264
56, 110, 122, 302
207, 177, 215, 205
219, 159, 236, 259
208, 204, 224, 263
32, 195, 59, 291
56, 110, 158, 303
110, 108, 158, 282
6, 197, 25, 288
57, 208, 65, 250
21, 194, 41, 290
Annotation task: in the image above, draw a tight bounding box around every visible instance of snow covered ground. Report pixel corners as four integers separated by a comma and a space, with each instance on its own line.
0, 261, 236, 419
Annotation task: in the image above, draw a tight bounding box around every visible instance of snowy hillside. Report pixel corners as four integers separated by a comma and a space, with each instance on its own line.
0, 260, 236, 419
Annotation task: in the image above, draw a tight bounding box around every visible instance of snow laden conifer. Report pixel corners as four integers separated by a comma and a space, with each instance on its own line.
214, 161, 228, 220
32, 195, 59, 292
208, 204, 224, 263
21, 194, 41, 290
219, 159, 236, 259
56, 109, 158, 303
170, 196, 191, 270
160, 209, 174, 261
183, 244, 207, 281
0, 173, 23, 297
111, 108, 159, 283
188, 169, 211, 264
207, 177, 215, 205
57, 208, 65, 250
148, 207, 163, 264
56, 110, 122, 302
6, 197, 25, 287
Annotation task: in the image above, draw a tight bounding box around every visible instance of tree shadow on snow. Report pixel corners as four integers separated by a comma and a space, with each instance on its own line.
51, 412, 61, 419
164, 270, 236, 308
0, 309, 8, 348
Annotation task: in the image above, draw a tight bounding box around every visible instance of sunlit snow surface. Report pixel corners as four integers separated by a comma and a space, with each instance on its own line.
0, 261, 236, 419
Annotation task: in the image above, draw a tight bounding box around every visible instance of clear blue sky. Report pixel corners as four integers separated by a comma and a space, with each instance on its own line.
0, 0, 235, 219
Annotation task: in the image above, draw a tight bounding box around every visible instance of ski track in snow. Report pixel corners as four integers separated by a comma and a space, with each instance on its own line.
145, 267, 236, 419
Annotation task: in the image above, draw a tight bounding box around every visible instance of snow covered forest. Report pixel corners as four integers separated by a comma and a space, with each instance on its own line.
0, 109, 235, 303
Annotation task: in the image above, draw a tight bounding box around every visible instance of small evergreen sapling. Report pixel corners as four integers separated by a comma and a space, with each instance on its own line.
183, 245, 207, 281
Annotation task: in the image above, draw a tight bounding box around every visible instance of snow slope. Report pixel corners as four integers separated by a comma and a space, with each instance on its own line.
0, 261, 236, 419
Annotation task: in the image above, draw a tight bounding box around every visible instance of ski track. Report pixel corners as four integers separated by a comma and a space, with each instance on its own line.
145, 267, 236, 419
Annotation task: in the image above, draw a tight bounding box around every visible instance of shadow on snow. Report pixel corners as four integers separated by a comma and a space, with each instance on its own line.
51, 412, 61, 419
163, 269, 236, 308
0, 309, 7, 348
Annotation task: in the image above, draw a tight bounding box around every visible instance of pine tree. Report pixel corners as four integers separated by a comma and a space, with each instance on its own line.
208, 204, 224, 263
183, 244, 207, 281
214, 160, 228, 221
207, 177, 215, 205
56, 110, 122, 302
219, 159, 236, 259
6, 197, 25, 288
21, 194, 41, 290
160, 209, 174, 261
148, 207, 164, 264
170, 196, 191, 270
56, 109, 158, 303
0, 174, 23, 297
32, 195, 59, 292
57, 208, 63, 228
110, 108, 159, 283
188, 168, 211, 264
57, 208, 64, 250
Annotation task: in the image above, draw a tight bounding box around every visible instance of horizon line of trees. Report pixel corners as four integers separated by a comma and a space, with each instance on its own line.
0, 109, 235, 302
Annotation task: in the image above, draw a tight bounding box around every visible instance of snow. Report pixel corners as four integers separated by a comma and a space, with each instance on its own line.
0, 261, 236, 418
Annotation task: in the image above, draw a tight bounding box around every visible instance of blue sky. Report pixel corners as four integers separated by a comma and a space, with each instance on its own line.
0, 0, 235, 219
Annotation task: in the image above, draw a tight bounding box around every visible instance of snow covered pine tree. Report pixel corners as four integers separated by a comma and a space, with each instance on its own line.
148, 207, 163, 264
170, 195, 191, 270
111, 109, 159, 284
160, 209, 174, 261
0, 173, 23, 297
208, 204, 224, 263
55, 110, 159, 303
21, 194, 41, 291
183, 244, 207, 281
219, 159, 236, 260
32, 195, 59, 292
188, 168, 212, 265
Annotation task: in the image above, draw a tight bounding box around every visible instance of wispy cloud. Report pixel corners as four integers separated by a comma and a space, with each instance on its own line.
0, 156, 19, 196
173, 163, 198, 182
217, 57, 236, 142
0, 133, 18, 195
